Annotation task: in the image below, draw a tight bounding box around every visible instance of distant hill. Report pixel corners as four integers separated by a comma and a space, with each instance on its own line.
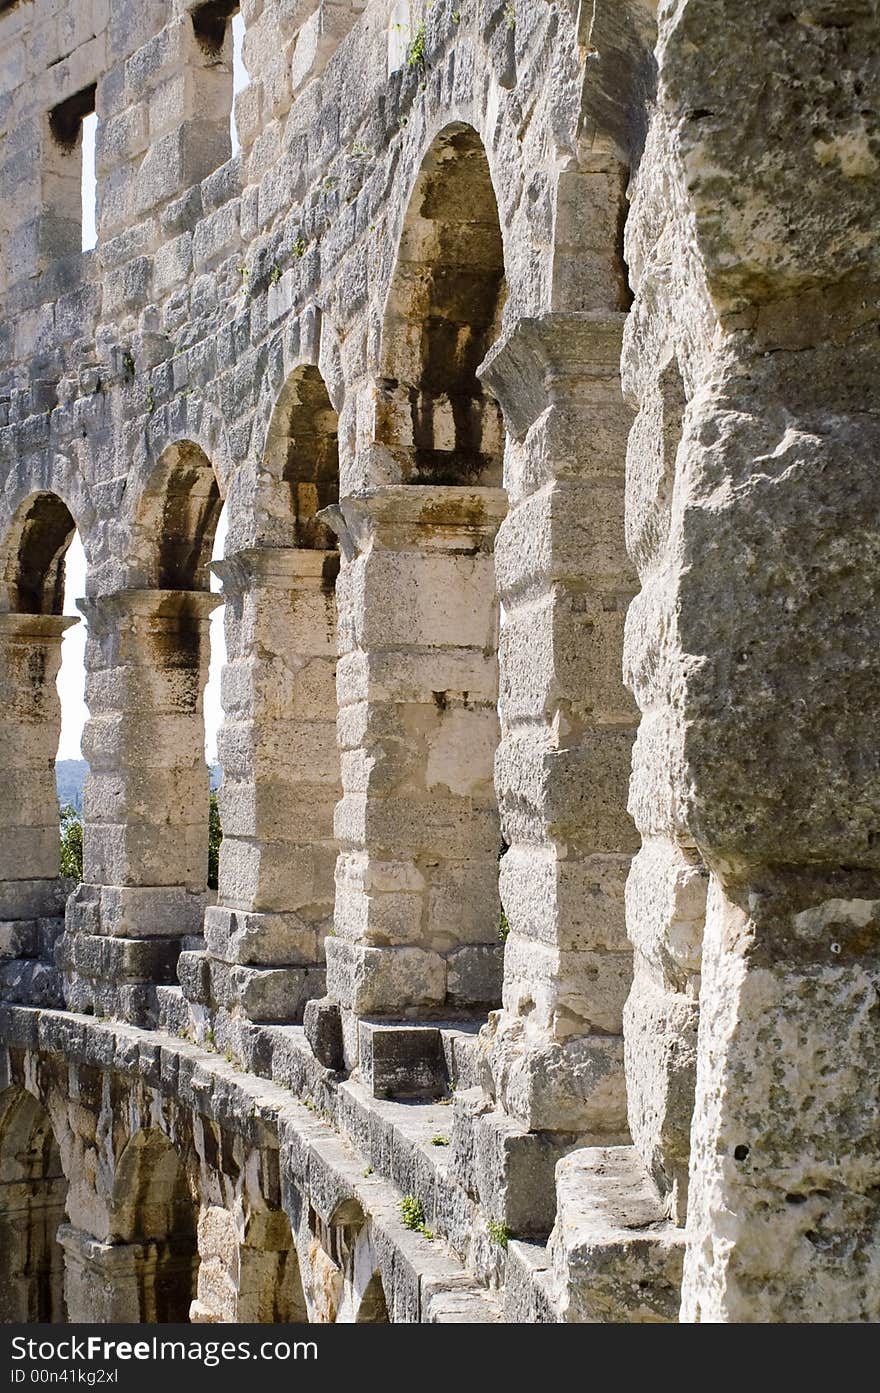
56, 761, 222, 813
56, 760, 87, 812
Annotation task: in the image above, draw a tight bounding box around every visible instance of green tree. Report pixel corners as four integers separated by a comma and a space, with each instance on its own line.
208, 791, 222, 891
59, 804, 83, 882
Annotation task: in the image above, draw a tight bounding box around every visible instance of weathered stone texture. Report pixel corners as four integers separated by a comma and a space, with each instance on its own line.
0, 0, 876, 1326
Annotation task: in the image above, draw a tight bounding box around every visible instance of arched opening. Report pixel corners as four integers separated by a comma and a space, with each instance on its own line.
70, 444, 223, 995
110, 1130, 199, 1323
356, 1271, 389, 1323
0, 1088, 68, 1322
148, 441, 222, 593
321, 1200, 390, 1324
0, 494, 85, 1006
377, 123, 506, 486
265, 364, 340, 552
2, 492, 76, 617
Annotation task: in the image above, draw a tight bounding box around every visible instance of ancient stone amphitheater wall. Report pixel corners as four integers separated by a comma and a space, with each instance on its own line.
1, 0, 877, 1323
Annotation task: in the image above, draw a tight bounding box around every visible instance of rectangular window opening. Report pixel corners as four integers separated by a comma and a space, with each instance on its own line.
47, 84, 98, 257
81, 112, 97, 252
191, 1, 247, 161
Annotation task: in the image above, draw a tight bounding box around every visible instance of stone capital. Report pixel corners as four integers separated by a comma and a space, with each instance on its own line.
210, 545, 337, 596
0, 613, 79, 642
78, 588, 222, 633
478, 311, 628, 440
319, 485, 508, 559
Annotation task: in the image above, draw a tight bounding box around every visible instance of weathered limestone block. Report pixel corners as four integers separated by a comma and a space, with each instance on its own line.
324, 484, 507, 1065
682, 885, 880, 1322
545, 1147, 685, 1322
0, 1181, 66, 1322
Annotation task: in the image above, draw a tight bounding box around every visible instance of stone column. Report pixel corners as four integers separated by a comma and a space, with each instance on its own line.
61, 589, 220, 1026
59, 1224, 197, 1323
476, 312, 638, 1144
0, 1182, 67, 1322
324, 485, 507, 1073
0, 613, 77, 1008
190, 547, 338, 1028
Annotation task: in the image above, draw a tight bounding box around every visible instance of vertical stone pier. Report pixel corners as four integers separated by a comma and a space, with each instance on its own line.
324, 485, 506, 1073
61, 589, 219, 1025
194, 546, 339, 1027
60, 1225, 198, 1324
477, 313, 637, 1146
0, 613, 77, 1007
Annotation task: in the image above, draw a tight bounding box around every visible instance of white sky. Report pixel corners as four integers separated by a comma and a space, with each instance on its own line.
231, 12, 248, 155
56, 536, 88, 759
81, 112, 97, 251
57, 14, 248, 765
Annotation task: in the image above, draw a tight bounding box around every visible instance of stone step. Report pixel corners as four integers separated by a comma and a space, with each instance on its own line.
545, 1145, 685, 1322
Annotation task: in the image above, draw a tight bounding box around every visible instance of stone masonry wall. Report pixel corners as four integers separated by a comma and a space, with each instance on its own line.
0, 0, 877, 1323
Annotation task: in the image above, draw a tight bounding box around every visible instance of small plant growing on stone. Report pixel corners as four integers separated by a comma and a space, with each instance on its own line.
488, 1220, 510, 1248
452, 9, 462, 23
498, 908, 510, 941
406, 22, 427, 71
504, 2, 516, 28
400, 1195, 425, 1230
146, 384, 155, 412
364, 1165, 373, 1177
351, 141, 372, 157
269, 264, 282, 284
204, 1028, 215, 1050
121, 351, 135, 384
238, 264, 250, 280
292, 237, 307, 259
431, 1134, 449, 1146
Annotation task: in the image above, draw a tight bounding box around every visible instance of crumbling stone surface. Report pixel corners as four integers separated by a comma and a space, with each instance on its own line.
0, 0, 876, 1325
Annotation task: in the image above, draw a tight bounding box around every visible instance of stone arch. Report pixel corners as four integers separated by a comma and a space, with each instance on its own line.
0, 492, 76, 617
0, 1086, 68, 1322
63, 438, 225, 1011
323, 1199, 391, 1324
108, 1129, 199, 1322
376, 122, 506, 486
356, 1270, 389, 1323
135, 439, 223, 593
263, 364, 340, 551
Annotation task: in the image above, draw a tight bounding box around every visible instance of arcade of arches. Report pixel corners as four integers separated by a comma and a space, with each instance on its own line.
1, 0, 876, 1325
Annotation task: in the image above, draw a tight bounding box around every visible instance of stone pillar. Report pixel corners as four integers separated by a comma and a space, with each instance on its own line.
0, 613, 77, 1008
61, 589, 220, 1026
324, 485, 507, 1072
476, 312, 638, 1144
0, 1182, 67, 1322
190, 548, 338, 1028
59, 1224, 197, 1323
